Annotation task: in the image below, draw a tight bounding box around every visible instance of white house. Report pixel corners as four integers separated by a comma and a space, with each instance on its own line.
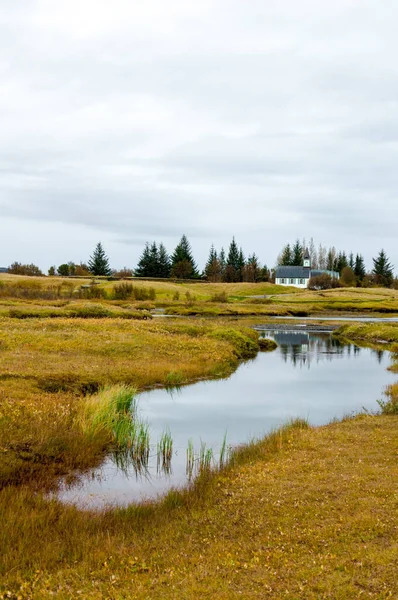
275, 249, 339, 288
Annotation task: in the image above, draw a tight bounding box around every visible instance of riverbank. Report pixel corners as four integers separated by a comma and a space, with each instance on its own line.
1, 414, 397, 598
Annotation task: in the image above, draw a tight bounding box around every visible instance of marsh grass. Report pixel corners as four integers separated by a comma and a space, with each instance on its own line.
157, 428, 173, 475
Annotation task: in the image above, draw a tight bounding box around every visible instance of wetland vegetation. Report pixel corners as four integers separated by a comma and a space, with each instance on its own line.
0, 274, 397, 598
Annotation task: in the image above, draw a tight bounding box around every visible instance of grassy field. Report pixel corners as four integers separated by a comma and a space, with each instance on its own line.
2, 274, 398, 318
0, 276, 397, 598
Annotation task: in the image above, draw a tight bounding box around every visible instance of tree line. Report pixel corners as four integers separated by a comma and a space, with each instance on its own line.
5, 235, 396, 288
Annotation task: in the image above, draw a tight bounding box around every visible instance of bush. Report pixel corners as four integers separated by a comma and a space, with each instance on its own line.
113, 282, 134, 300
209, 291, 228, 303
7, 262, 43, 276
308, 274, 341, 290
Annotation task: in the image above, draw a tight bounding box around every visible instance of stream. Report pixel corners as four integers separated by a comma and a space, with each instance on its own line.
58, 329, 396, 508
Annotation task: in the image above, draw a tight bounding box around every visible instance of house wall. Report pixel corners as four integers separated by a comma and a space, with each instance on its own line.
275, 277, 308, 289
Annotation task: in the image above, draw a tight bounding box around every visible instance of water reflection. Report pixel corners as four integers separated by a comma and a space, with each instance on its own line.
262, 331, 386, 368
58, 330, 394, 508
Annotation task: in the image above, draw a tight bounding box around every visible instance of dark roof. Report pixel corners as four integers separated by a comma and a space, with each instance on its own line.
303, 248, 310, 260
275, 266, 310, 278
0, 267, 8, 273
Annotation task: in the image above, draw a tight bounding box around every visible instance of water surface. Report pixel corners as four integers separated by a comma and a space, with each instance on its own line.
59, 330, 396, 508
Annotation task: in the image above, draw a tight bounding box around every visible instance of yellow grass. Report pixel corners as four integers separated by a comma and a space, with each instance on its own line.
1, 302, 398, 598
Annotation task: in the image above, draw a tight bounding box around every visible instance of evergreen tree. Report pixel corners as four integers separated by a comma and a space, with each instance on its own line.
88, 242, 112, 276
292, 239, 303, 265
372, 249, 394, 287
204, 244, 222, 282
170, 235, 199, 279
349, 252, 354, 269
225, 237, 240, 282
334, 251, 348, 275
279, 244, 293, 266
135, 243, 152, 277
237, 247, 245, 282
354, 254, 366, 281
148, 242, 160, 277
243, 254, 261, 282
219, 247, 226, 280
158, 243, 171, 278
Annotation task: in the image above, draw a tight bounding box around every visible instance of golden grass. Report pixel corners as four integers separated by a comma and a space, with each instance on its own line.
1, 309, 398, 598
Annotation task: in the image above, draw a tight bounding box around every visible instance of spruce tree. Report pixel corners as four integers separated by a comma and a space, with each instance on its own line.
204, 245, 222, 281
158, 243, 171, 278
148, 242, 160, 277
170, 235, 199, 279
225, 237, 240, 282
219, 247, 226, 281
354, 254, 366, 281
372, 249, 394, 287
88, 242, 112, 276
292, 240, 303, 265
279, 244, 293, 266
135, 243, 152, 277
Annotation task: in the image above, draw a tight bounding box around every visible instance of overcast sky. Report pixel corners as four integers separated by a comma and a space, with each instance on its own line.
1, 0, 397, 272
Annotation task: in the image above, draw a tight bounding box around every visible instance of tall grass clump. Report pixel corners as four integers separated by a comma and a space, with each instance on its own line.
76, 385, 138, 446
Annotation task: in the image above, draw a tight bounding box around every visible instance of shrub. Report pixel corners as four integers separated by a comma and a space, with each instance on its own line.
113, 282, 134, 300
308, 274, 341, 290
209, 291, 228, 303
8, 262, 43, 276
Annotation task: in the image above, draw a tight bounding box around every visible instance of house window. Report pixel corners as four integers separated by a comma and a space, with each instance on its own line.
290, 278, 294, 284
300, 278, 304, 285
281, 278, 285, 284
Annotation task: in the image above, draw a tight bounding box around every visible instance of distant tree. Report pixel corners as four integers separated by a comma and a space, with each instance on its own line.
308, 238, 318, 269
334, 251, 348, 275
372, 249, 394, 287
8, 262, 43, 276
237, 248, 245, 282
148, 242, 160, 277
88, 242, 112, 276
57, 263, 70, 277
349, 252, 355, 269
158, 243, 171, 278
225, 237, 241, 282
48, 266, 56, 276
318, 244, 327, 270
340, 266, 356, 287
204, 245, 222, 282
219, 247, 226, 280
243, 254, 261, 282
279, 244, 293, 266
291, 240, 303, 265
326, 247, 337, 271
75, 263, 90, 276
170, 235, 199, 279
354, 254, 366, 282
135, 243, 152, 277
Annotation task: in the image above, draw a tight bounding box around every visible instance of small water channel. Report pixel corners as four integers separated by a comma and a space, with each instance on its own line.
59, 330, 396, 508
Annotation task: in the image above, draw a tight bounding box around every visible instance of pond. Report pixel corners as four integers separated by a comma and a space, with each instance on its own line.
59, 330, 396, 508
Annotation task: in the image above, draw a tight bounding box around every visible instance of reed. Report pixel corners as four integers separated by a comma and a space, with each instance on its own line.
186, 439, 194, 480
157, 428, 173, 475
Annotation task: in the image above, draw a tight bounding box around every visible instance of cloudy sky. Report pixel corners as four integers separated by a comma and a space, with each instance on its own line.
1, 0, 397, 272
